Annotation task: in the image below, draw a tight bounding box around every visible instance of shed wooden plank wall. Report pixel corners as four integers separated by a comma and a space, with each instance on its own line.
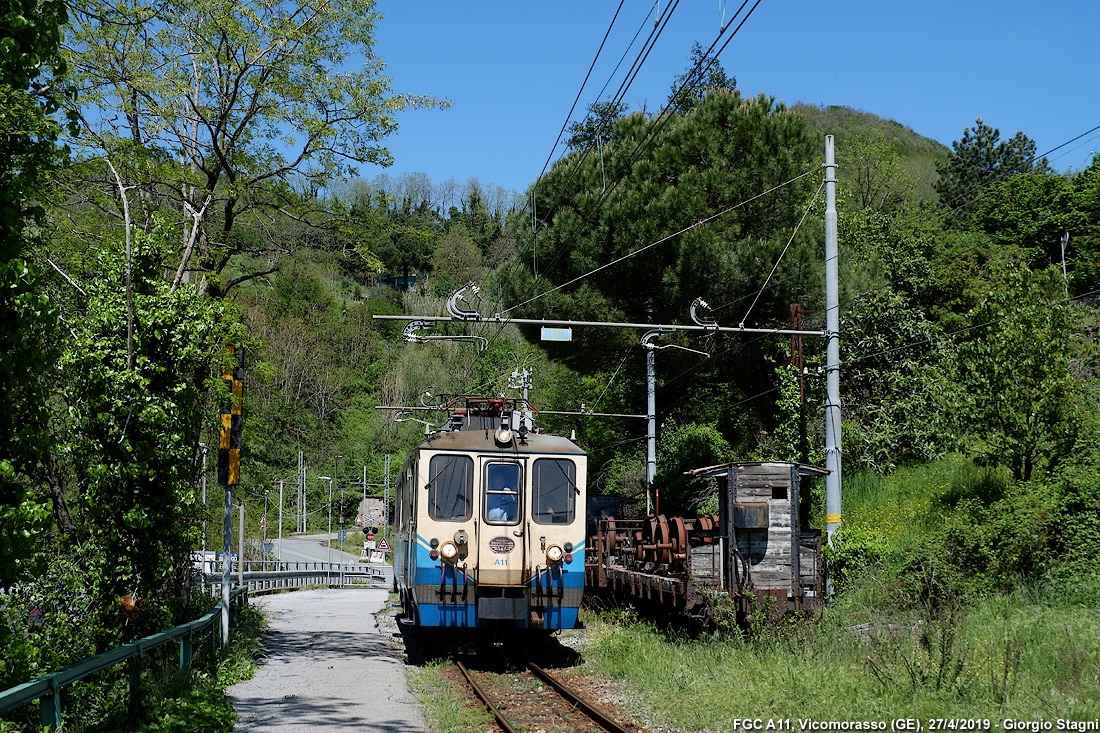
729, 464, 796, 592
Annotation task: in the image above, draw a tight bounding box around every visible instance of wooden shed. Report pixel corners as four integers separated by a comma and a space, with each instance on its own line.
685, 461, 828, 610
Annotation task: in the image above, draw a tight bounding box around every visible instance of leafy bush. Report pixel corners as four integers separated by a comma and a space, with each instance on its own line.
137, 673, 236, 732
0, 550, 99, 691
653, 421, 733, 516
822, 524, 894, 589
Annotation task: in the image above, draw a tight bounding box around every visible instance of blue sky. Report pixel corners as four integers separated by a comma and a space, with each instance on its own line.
371, 1, 1100, 195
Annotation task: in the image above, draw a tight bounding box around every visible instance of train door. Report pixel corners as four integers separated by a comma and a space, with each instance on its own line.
475, 460, 525, 587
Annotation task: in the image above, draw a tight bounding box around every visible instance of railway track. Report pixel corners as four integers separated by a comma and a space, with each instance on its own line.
454, 659, 640, 733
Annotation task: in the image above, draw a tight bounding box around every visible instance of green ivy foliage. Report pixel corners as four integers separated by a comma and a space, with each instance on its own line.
842, 287, 950, 471
1, 0, 70, 586
56, 221, 236, 640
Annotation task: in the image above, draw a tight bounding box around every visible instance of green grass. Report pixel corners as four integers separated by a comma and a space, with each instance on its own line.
575, 585, 1100, 728
570, 456, 1099, 729
408, 660, 493, 733
816, 456, 1011, 569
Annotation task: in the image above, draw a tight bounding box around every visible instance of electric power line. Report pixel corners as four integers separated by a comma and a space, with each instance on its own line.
502, 166, 820, 316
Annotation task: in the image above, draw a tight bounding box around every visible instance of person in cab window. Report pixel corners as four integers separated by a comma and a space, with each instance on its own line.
486, 471, 518, 522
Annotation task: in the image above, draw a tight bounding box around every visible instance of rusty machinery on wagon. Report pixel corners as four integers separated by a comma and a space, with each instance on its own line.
585, 461, 827, 626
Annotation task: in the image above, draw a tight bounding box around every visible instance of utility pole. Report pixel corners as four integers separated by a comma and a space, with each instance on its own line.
823, 135, 843, 548
199, 442, 207, 582
297, 451, 305, 534
278, 479, 284, 564
641, 330, 665, 516
237, 501, 245, 587
319, 475, 333, 583
1061, 231, 1070, 299
335, 454, 341, 525
218, 345, 242, 648
221, 484, 232, 647
383, 454, 391, 532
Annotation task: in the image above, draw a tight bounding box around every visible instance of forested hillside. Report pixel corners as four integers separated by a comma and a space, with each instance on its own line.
3, 1, 1100, 728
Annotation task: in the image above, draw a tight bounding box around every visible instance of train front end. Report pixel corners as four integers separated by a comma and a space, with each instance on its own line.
394, 399, 586, 633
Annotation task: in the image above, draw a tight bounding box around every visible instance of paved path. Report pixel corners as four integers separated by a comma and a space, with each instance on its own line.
275, 534, 364, 564
228, 589, 427, 732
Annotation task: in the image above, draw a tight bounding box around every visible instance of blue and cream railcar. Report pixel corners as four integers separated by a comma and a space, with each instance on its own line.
393, 398, 586, 633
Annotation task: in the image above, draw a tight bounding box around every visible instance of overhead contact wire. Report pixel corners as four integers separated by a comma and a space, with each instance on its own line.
739, 178, 824, 327
534, 0, 626, 185
502, 166, 820, 316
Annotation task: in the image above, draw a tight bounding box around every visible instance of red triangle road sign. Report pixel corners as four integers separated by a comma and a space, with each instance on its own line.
377, 537, 390, 551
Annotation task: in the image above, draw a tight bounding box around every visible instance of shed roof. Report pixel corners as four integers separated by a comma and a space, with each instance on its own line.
683, 461, 830, 479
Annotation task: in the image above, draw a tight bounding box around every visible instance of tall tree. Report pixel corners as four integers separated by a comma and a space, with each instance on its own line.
430, 222, 483, 295
846, 132, 915, 212
1069, 157, 1100, 293
0, 0, 69, 583
666, 41, 737, 115
971, 172, 1084, 271
354, 189, 440, 288
54, 224, 236, 637
934, 117, 1049, 227
59, 0, 446, 296
947, 265, 1083, 481
446, 181, 503, 257
517, 91, 817, 330
565, 100, 629, 151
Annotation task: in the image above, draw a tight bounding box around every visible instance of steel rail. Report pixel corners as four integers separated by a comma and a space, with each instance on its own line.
528, 663, 635, 733
454, 660, 518, 733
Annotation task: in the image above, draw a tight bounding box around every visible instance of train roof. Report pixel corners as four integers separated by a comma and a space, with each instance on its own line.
412, 395, 586, 456
420, 428, 586, 456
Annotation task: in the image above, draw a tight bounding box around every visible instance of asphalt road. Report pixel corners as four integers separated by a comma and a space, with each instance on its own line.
228, 589, 426, 732
274, 534, 364, 565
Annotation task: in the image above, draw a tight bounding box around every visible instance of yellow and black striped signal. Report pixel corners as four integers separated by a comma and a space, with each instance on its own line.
218, 346, 243, 486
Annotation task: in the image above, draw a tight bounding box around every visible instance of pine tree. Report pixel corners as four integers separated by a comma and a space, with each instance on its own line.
666, 41, 737, 115
934, 117, 1050, 226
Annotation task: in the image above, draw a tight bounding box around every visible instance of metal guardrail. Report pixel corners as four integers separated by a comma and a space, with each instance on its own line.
1, 563, 393, 730
0, 586, 249, 731
200, 561, 392, 595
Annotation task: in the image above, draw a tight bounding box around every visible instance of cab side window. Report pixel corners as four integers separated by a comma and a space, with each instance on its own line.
427, 455, 472, 521
532, 459, 575, 524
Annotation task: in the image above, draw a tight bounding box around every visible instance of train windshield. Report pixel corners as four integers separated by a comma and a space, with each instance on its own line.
427, 455, 472, 521
484, 463, 521, 524
532, 458, 576, 524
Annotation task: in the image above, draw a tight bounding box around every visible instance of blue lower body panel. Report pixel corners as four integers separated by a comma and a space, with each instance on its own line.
406, 546, 585, 630
416, 601, 579, 630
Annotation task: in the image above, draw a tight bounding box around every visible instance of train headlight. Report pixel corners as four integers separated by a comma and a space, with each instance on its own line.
440, 541, 459, 561
546, 544, 564, 563
495, 426, 513, 445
